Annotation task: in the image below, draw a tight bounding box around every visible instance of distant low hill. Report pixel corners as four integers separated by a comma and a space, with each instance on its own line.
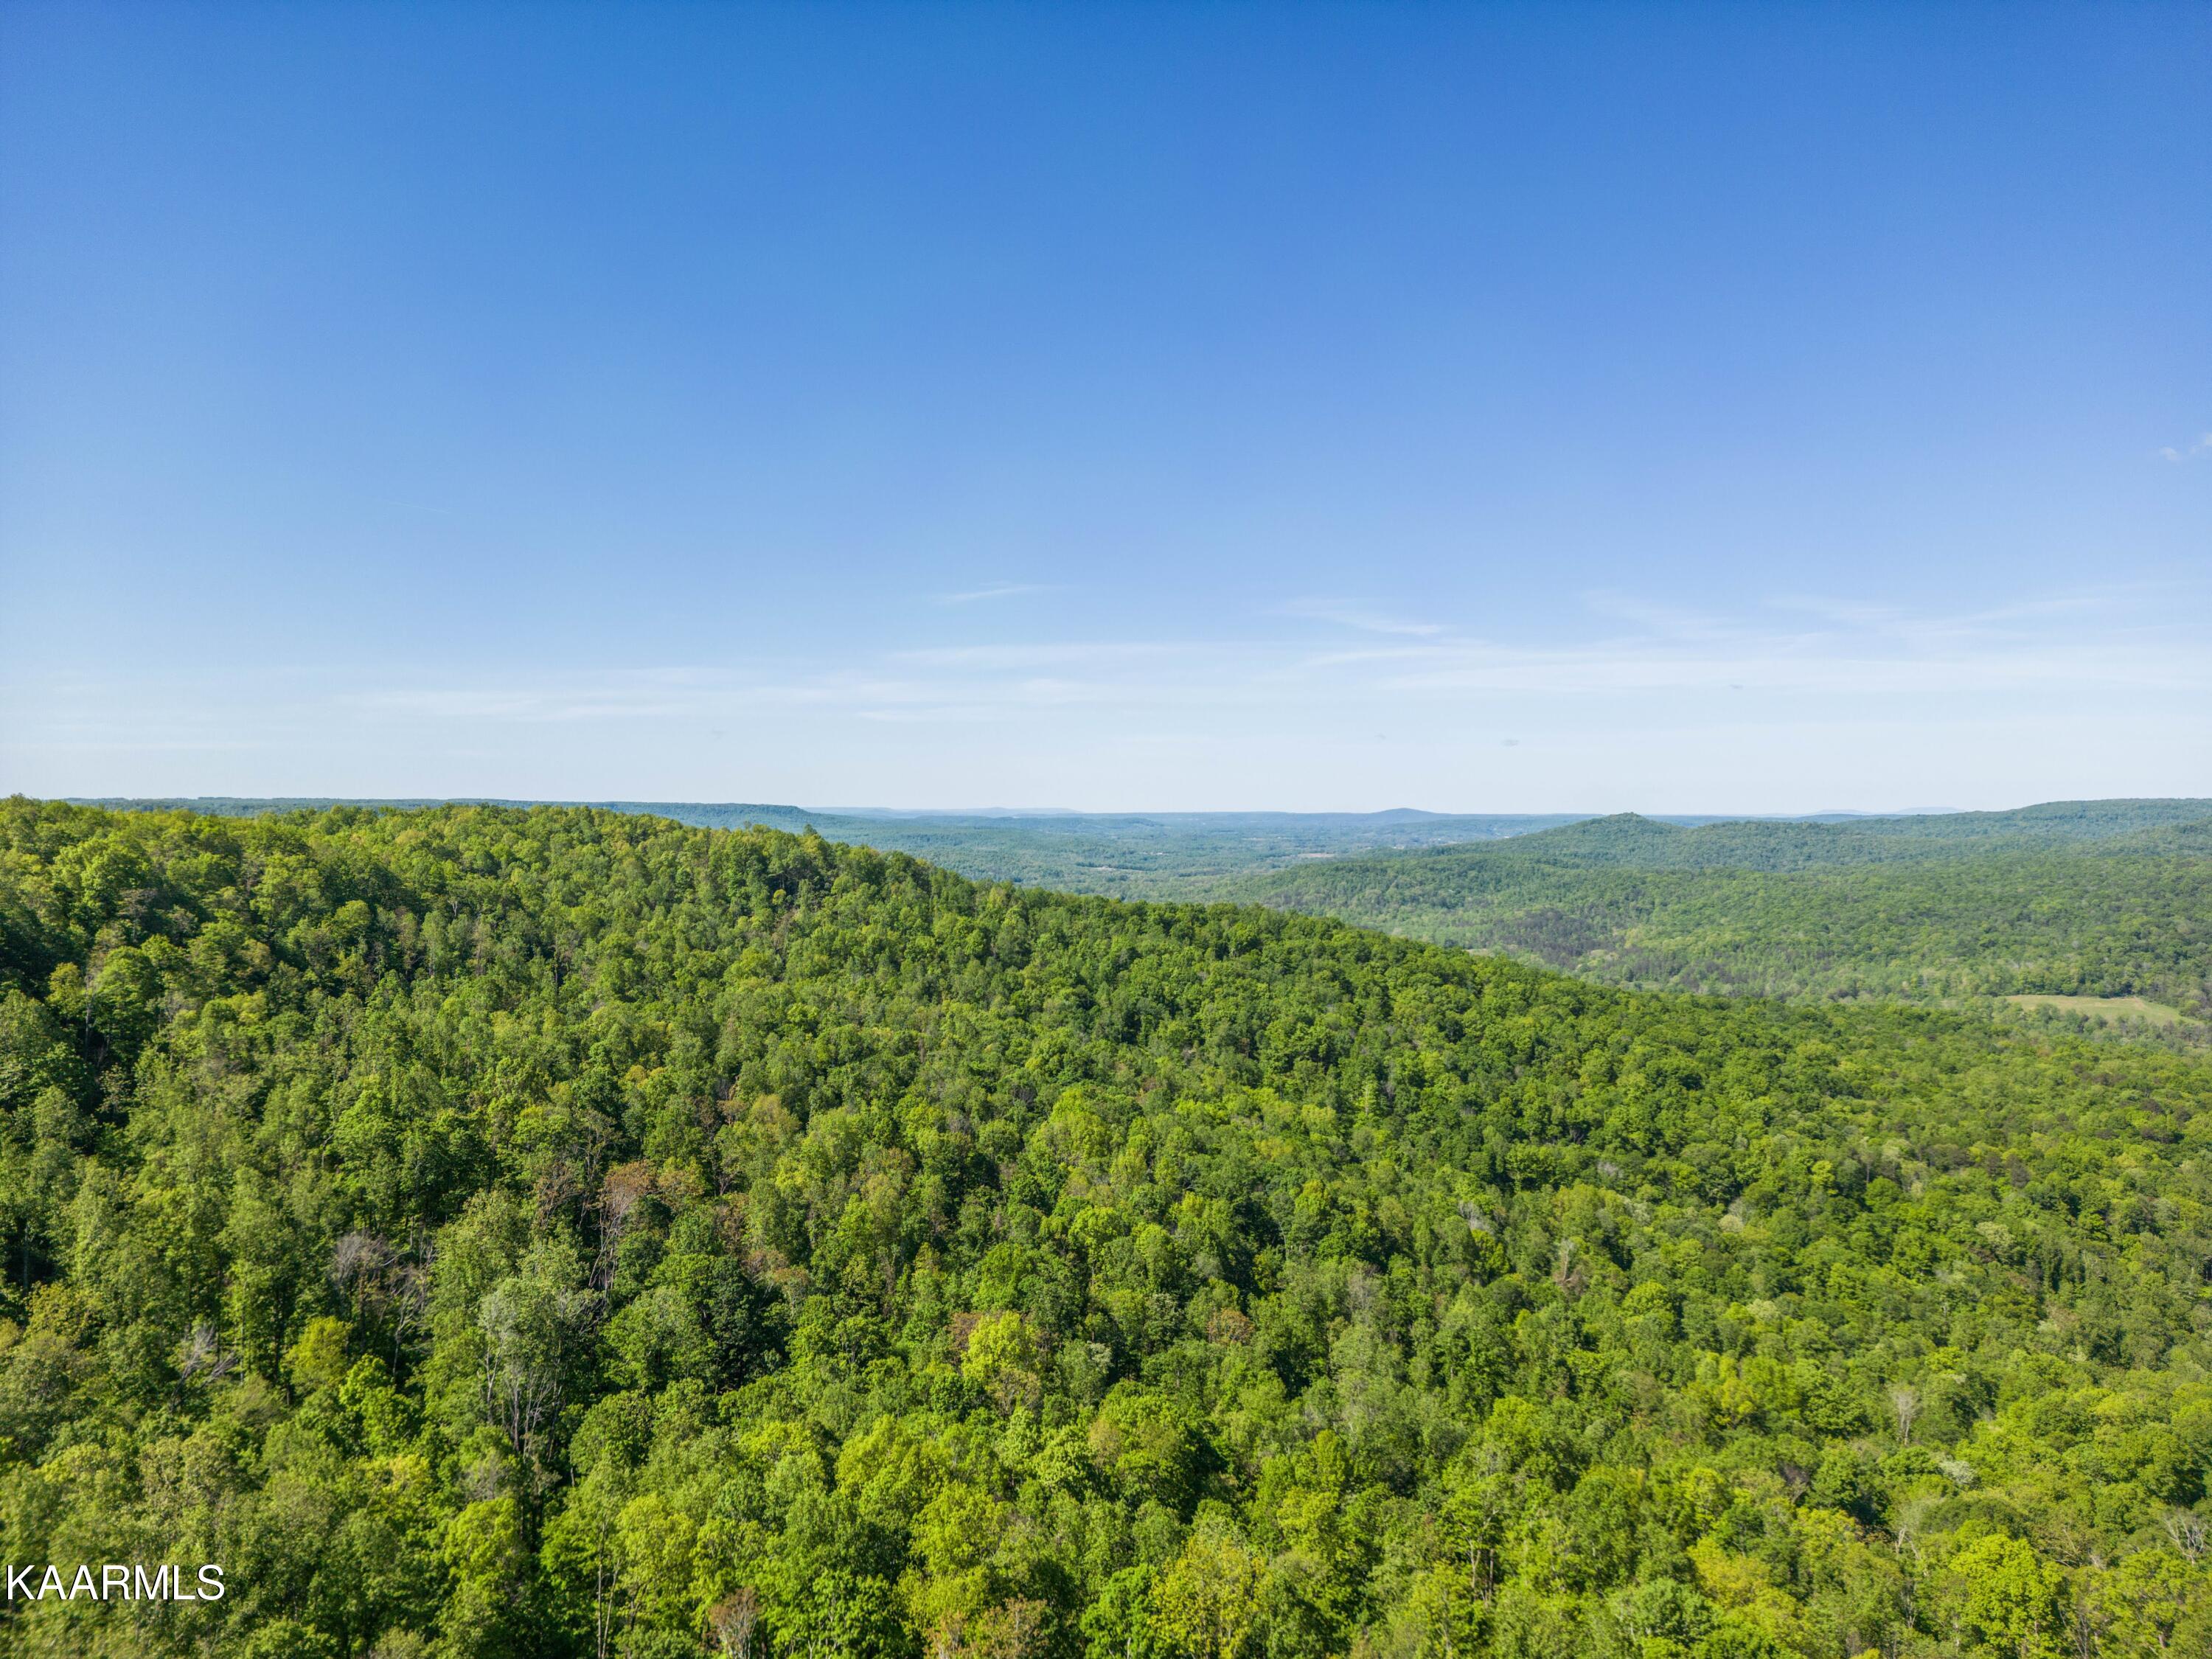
1408, 798, 2212, 871
1237, 800, 2212, 1019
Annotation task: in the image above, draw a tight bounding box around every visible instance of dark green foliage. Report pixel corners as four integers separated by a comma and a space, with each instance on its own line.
1, 799, 2208, 1658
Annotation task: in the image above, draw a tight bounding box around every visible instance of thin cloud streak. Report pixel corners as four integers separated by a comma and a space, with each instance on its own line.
891, 642, 1181, 669
234, 613, 2212, 723
9, 585, 2203, 778
936, 582, 1058, 605
1279, 599, 1449, 637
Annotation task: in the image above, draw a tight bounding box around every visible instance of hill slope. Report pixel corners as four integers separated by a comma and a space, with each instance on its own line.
1243, 810, 2212, 1018
1, 801, 2208, 1656
1382, 800, 2212, 872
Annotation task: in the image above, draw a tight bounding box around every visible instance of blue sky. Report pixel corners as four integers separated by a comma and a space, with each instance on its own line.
2, 2, 2206, 812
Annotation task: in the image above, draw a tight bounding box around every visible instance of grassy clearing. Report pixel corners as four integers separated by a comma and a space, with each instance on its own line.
2003, 992, 2194, 1027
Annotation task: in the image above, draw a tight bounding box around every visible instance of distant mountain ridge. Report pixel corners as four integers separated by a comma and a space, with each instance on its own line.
1411, 798, 2212, 874
1235, 797, 2212, 1017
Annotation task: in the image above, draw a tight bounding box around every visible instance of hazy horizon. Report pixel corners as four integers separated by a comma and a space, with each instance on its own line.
56, 793, 2211, 825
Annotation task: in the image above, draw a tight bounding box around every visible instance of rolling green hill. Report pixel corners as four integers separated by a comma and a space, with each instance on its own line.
1, 799, 2208, 1657
1348, 799, 2212, 872
1240, 809, 2212, 1020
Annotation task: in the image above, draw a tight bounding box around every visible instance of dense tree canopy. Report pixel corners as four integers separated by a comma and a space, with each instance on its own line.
1, 800, 2208, 1658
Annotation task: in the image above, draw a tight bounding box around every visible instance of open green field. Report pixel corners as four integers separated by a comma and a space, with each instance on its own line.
2003, 992, 2197, 1027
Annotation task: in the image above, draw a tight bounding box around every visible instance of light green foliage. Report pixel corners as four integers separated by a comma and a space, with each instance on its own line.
1152, 1531, 1262, 1659
0, 799, 2208, 1658
1947, 1537, 2067, 1659
961, 1312, 1042, 1415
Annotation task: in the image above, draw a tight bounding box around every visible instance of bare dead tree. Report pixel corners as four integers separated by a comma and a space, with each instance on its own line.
709, 1587, 760, 1659
1889, 1384, 1921, 1447
2166, 1509, 2207, 1564
174, 1321, 237, 1394
594, 1161, 656, 1291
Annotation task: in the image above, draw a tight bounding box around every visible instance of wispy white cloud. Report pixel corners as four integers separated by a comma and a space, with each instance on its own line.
891, 641, 1180, 669
10, 580, 2202, 804
315, 582, 2205, 731
1365, 636, 2202, 697
1579, 592, 1736, 639
936, 582, 1057, 605
1356, 581, 2208, 698
2157, 432, 2212, 462
97, 580, 2211, 737
341, 669, 712, 723
1279, 599, 1448, 637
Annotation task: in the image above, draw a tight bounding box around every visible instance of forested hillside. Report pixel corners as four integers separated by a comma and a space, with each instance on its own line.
72, 802, 1593, 900
1242, 814, 2212, 1019
1448, 802, 2212, 869
3, 801, 2210, 1658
